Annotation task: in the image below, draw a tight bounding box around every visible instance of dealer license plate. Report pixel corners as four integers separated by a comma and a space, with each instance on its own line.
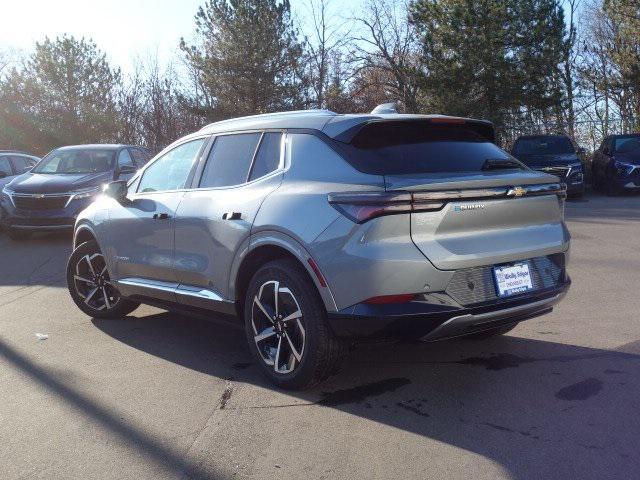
493, 263, 533, 297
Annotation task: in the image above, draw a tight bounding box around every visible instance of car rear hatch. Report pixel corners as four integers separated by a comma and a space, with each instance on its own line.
337, 118, 569, 271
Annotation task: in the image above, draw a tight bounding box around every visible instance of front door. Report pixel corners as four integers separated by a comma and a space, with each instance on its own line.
105, 138, 208, 301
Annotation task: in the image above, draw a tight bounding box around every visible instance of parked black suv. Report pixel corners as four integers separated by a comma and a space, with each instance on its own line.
510, 135, 585, 197
592, 134, 640, 195
0, 144, 150, 239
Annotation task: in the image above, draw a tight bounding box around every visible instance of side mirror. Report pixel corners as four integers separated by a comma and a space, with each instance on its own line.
577, 147, 586, 156
0, 172, 7, 179
103, 180, 128, 202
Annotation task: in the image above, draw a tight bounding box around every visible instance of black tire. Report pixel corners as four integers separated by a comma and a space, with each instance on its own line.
67, 240, 139, 319
244, 259, 346, 390
465, 323, 518, 340
7, 227, 32, 241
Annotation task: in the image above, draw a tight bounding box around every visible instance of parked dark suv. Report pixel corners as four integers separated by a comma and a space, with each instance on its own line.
0, 144, 150, 239
592, 134, 640, 195
510, 134, 585, 197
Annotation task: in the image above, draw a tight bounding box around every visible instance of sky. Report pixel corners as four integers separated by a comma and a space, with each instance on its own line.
0, 0, 360, 74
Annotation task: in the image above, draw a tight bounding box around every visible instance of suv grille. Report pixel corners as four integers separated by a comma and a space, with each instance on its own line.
534, 166, 569, 180
12, 195, 69, 210
445, 254, 565, 306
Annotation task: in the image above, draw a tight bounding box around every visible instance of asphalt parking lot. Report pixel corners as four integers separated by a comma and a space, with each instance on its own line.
1, 192, 639, 480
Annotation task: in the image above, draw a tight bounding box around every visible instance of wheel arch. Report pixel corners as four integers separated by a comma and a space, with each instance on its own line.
74, 223, 99, 249
231, 232, 338, 319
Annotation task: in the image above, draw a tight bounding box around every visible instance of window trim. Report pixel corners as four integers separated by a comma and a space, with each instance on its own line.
133, 136, 211, 196
192, 129, 286, 191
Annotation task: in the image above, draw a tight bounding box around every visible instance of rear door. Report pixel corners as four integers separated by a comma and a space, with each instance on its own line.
173, 131, 284, 306
346, 120, 569, 270
106, 137, 207, 301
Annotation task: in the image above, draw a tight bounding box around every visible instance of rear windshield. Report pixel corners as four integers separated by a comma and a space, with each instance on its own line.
342, 122, 514, 175
512, 136, 575, 156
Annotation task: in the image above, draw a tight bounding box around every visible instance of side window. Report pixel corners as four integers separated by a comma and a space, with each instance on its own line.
249, 133, 282, 181
10, 156, 32, 174
138, 139, 205, 193
0, 156, 12, 176
130, 148, 148, 167
199, 133, 261, 188
117, 149, 134, 168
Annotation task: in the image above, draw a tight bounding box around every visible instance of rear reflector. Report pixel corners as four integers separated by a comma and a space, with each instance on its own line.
307, 257, 328, 288
328, 183, 566, 223
364, 294, 417, 304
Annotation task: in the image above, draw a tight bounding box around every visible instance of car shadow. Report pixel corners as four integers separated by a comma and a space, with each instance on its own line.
93, 310, 640, 480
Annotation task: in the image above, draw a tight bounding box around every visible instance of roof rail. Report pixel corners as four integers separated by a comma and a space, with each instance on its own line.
199, 109, 337, 132
371, 102, 398, 114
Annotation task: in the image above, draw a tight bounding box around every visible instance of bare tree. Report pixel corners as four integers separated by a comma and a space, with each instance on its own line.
305, 0, 351, 108
351, 0, 423, 113
561, 0, 582, 138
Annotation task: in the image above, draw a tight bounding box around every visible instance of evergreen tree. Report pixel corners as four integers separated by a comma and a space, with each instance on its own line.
409, 0, 565, 135
180, 0, 307, 121
0, 35, 120, 153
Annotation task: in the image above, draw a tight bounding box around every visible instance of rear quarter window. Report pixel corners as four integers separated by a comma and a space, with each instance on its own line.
341, 122, 511, 175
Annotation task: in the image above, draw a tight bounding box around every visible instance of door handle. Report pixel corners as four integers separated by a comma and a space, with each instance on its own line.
222, 212, 241, 220
153, 213, 170, 220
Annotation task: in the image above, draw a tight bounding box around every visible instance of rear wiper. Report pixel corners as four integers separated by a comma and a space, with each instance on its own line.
481, 158, 524, 171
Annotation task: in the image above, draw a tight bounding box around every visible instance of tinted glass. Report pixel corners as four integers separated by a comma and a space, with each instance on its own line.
0, 156, 12, 176
200, 133, 261, 188
613, 135, 640, 153
249, 133, 282, 181
117, 149, 134, 168
32, 149, 115, 174
344, 123, 513, 175
138, 139, 204, 193
512, 136, 575, 156
130, 148, 149, 167
10, 156, 33, 174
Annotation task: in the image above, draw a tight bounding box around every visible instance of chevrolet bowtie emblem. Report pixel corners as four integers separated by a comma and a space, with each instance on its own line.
508, 186, 527, 197
34, 194, 45, 199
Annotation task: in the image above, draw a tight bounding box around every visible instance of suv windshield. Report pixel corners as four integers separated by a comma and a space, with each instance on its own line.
512, 136, 575, 156
343, 122, 517, 175
33, 149, 115, 174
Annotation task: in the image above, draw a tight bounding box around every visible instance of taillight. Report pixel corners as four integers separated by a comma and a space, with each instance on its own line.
328, 183, 566, 224
327, 192, 444, 223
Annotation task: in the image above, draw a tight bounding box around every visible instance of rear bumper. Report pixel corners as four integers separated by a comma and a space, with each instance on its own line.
327, 278, 570, 340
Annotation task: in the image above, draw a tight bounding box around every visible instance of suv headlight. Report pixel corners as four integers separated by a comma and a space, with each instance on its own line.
567, 163, 583, 184
614, 160, 635, 176
67, 186, 102, 204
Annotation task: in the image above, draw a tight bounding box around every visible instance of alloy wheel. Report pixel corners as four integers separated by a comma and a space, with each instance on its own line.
73, 253, 120, 311
251, 280, 305, 374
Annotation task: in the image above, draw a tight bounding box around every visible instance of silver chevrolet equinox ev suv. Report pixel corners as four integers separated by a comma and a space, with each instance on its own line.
66, 108, 571, 390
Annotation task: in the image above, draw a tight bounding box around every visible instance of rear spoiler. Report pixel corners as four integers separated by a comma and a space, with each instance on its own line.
329, 117, 496, 144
